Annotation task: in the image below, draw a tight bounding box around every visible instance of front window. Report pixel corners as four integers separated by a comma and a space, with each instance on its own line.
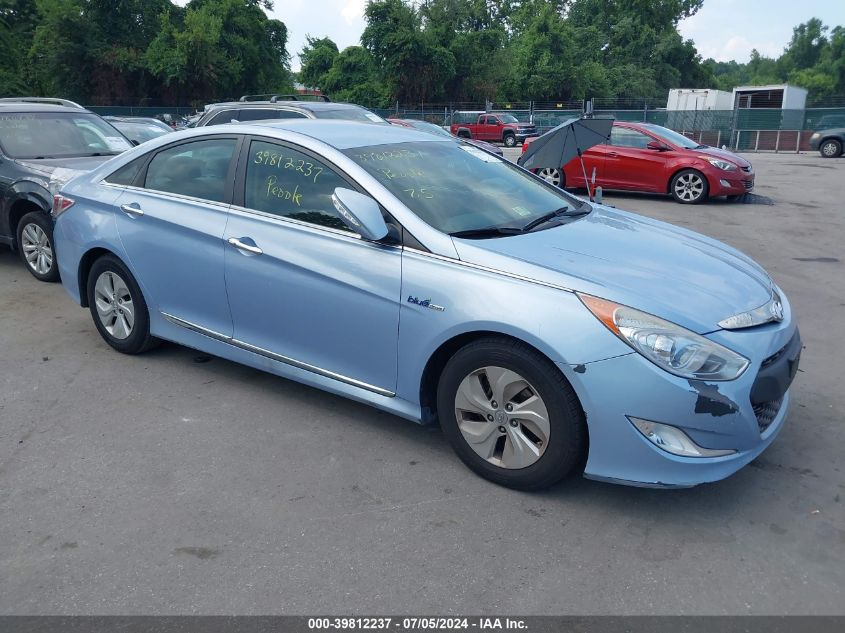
0, 112, 131, 159
344, 141, 583, 235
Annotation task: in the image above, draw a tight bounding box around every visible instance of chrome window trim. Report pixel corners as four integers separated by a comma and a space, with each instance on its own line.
101, 183, 231, 209
161, 312, 396, 398
402, 246, 574, 294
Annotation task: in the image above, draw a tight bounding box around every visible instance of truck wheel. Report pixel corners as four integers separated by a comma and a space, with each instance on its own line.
503, 133, 517, 147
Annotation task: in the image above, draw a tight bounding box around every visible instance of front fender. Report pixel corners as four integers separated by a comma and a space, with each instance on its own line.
1, 179, 51, 241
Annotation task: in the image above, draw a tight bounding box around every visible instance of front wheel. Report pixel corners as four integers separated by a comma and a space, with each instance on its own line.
17, 211, 59, 282
436, 338, 586, 490
503, 134, 517, 147
670, 169, 709, 204
87, 255, 158, 354
820, 139, 842, 158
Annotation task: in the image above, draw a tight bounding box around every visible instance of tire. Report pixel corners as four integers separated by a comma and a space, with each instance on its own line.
536, 167, 564, 188
820, 139, 842, 158
436, 337, 586, 490
16, 211, 59, 282
670, 169, 709, 204
86, 254, 158, 354
503, 133, 517, 147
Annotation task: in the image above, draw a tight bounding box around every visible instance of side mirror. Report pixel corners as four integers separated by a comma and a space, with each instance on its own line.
646, 140, 669, 151
332, 187, 389, 241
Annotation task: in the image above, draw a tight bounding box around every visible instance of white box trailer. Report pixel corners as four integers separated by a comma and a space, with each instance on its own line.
667, 89, 733, 111
731, 84, 807, 109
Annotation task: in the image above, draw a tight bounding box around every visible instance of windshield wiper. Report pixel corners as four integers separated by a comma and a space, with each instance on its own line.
520, 205, 593, 232
449, 226, 524, 239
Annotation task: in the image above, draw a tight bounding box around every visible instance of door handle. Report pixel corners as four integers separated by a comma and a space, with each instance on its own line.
607, 152, 619, 158
227, 237, 263, 255
119, 203, 144, 217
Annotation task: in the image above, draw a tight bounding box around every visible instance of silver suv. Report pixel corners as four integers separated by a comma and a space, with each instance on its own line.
194, 94, 388, 127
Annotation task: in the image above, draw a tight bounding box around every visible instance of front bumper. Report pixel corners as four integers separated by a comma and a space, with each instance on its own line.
809, 136, 821, 150
560, 315, 800, 488
708, 169, 754, 196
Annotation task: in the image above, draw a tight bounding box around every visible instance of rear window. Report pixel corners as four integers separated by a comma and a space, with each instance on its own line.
312, 108, 387, 124
0, 112, 132, 159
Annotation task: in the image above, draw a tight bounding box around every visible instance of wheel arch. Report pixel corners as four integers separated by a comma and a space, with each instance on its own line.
7, 193, 50, 249
419, 329, 569, 423
78, 246, 122, 307
665, 165, 710, 195
456, 127, 472, 138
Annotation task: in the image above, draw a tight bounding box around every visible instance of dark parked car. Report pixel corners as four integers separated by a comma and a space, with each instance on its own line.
104, 116, 174, 144
809, 126, 845, 158
0, 99, 132, 280
388, 118, 503, 155
195, 94, 388, 127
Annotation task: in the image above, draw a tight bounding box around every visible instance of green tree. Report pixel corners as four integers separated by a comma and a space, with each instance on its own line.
322, 46, 387, 106
298, 36, 339, 89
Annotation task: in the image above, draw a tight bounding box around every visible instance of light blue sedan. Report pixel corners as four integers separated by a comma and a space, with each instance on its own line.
52, 120, 801, 490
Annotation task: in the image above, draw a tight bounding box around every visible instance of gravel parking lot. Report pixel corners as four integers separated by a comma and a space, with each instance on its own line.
1, 151, 843, 615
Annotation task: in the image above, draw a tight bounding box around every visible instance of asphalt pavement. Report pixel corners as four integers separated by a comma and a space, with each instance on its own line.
0, 151, 843, 614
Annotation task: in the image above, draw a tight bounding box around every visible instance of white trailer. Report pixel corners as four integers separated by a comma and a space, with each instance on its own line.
666, 89, 733, 111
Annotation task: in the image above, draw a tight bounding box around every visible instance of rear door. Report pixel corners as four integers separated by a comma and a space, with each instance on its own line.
603, 126, 665, 191
112, 136, 240, 336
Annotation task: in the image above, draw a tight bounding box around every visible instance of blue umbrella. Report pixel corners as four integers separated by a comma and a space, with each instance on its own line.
517, 116, 614, 200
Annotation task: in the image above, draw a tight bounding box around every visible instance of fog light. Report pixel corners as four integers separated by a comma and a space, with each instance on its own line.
719, 179, 730, 188
629, 417, 736, 458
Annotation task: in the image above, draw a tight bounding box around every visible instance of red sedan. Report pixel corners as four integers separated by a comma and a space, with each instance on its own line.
522, 121, 754, 204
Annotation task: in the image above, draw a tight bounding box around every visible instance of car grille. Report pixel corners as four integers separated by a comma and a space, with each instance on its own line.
753, 398, 782, 433
742, 179, 753, 190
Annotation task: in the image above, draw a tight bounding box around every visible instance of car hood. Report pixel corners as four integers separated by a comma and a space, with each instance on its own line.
451, 206, 774, 334
690, 146, 751, 169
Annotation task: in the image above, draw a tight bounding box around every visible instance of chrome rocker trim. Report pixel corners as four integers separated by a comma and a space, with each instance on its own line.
161, 311, 396, 398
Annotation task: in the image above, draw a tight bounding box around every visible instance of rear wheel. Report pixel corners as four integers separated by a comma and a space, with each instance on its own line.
536, 167, 564, 188
820, 139, 842, 158
436, 337, 586, 490
670, 169, 709, 204
503, 133, 517, 147
86, 255, 158, 354
17, 211, 59, 282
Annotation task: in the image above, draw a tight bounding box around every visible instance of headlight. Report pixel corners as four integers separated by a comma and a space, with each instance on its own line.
706, 158, 737, 171
810, 132, 820, 139
579, 294, 749, 381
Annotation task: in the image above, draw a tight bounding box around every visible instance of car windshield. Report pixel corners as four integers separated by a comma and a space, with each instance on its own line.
0, 112, 131, 159
112, 121, 171, 143
313, 107, 388, 124
498, 114, 520, 123
344, 141, 583, 235
407, 120, 452, 138
643, 124, 700, 149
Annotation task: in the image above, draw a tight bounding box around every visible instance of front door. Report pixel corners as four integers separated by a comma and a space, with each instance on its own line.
223, 138, 402, 393
602, 126, 666, 191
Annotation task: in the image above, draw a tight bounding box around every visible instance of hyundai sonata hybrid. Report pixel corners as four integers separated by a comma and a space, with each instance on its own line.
52, 121, 800, 490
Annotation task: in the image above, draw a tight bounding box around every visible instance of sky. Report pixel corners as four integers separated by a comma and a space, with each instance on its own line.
178, 1, 845, 71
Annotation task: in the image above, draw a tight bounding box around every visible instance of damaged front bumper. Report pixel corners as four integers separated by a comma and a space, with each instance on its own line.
558, 311, 800, 488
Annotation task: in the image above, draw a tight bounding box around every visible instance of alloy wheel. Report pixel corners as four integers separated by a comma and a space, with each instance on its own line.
537, 168, 562, 187
20, 222, 53, 276
93, 271, 135, 340
454, 365, 550, 469
674, 172, 705, 202
821, 141, 840, 157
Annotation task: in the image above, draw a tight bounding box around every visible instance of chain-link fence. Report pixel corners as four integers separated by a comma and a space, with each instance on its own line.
373, 102, 845, 152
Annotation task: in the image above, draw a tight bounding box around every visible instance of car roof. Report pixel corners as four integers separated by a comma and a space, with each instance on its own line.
251, 119, 449, 149
205, 100, 366, 113
0, 103, 92, 114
